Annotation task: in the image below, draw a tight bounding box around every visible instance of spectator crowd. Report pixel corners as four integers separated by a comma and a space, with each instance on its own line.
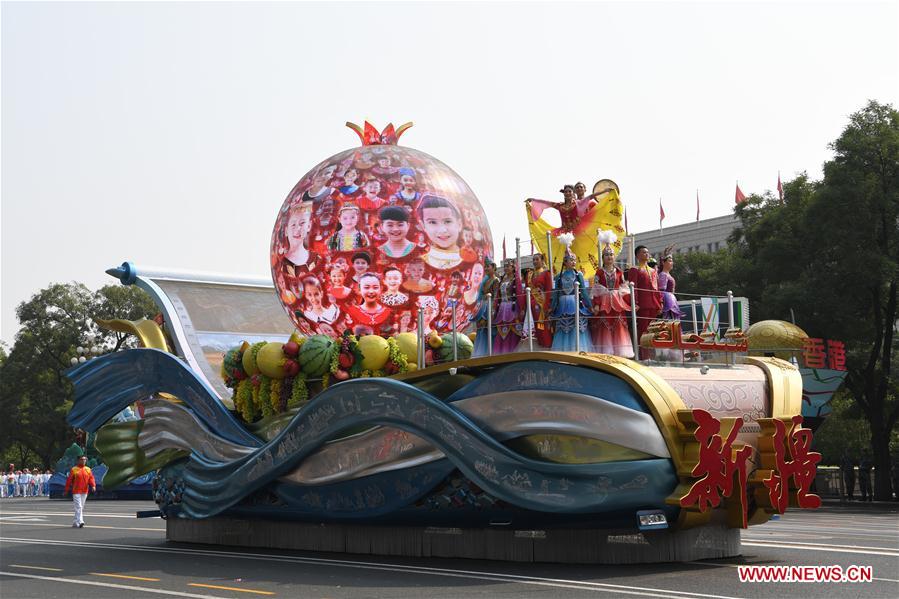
1, 464, 53, 498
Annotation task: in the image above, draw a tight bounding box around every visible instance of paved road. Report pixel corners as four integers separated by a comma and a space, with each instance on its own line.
1, 498, 897, 598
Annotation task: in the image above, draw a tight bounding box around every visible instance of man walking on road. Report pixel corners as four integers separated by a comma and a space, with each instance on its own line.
65, 455, 96, 527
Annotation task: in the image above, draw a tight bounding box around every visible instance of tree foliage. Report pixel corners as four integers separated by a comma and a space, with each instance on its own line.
0, 283, 157, 469
677, 100, 899, 498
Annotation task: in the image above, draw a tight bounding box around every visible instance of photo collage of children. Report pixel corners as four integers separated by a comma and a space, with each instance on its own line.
271, 145, 494, 339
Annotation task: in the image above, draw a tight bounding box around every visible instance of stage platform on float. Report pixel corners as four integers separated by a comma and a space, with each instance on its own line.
167, 517, 741, 564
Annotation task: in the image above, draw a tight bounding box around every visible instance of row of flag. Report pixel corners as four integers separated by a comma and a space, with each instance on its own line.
657, 172, 784, 231
501, 173, 787, 256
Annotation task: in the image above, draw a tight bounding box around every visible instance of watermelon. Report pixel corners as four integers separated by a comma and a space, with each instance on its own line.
439, 332, 473, 362
300, 335, 336, 376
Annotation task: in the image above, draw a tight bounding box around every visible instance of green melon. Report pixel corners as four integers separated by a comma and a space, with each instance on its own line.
300, 335, 336, 377
439, 332, 473, 362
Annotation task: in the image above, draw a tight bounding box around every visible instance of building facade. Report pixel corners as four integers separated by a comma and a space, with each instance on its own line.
630, 214, 738, 259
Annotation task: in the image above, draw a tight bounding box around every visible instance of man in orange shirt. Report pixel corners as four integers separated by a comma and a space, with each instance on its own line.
65, 455, 96, 528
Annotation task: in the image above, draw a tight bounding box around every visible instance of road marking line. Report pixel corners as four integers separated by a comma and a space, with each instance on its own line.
8, 564, 64, 572
0, 511, 142, 519
0, 571, 235, 598
188, 582, 275, 595
0, 521, 164, 532
742, 541, 899, 557
92, 572, 161, 582
0, 537, 741, 598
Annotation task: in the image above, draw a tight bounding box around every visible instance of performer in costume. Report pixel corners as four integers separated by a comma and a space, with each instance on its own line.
470, 259, 500, 357
627, 245, 662, 359
590, 232, 634, 358
657, 246, 684, 321
526, 183, 624, 281
550, 248, 593, 352
493, 259, 523, 354
526, 253, 553, 347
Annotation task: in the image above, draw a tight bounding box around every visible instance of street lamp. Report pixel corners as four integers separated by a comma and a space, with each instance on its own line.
70, 340, 105, 366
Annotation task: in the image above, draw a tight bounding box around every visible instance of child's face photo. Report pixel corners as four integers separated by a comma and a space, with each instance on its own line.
378, 156, 390, 167
365, 180, 381, 195
339, 208, 359, 229
381, 218, 409, 241
384, 269, 403, 291
462, 229, 473, 245
400, 174, 416, 189
329, 268, 345, 286
421, 207, 461, 249
344, 168, 358, 184
304, 283, 323, 307
419, 299, 438, 322
359, 276, 381, 302
286, 210, 311, 244
353, 258, 370, 274
406, 262, 424, 279
333, 257, 348, 270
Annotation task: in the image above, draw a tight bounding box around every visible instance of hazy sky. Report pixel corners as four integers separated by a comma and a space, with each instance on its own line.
2, 1, 897, 344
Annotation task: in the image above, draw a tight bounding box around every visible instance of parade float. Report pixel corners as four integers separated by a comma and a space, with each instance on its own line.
66, 121, 822, 563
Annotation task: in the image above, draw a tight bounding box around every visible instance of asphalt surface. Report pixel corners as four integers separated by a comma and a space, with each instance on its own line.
1, 498, 897, 598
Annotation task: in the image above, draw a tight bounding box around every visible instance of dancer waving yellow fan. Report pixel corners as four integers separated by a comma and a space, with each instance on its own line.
526, 180, 625, 280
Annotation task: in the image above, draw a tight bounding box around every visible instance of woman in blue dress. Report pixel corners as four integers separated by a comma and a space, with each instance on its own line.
470, 260, 500, 357
550, 253, 593, 352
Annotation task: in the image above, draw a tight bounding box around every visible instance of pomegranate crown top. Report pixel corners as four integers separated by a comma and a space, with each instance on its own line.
346, 121, 413, 146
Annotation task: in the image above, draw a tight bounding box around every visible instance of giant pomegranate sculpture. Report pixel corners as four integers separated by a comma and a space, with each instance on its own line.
271, 122, 494, 338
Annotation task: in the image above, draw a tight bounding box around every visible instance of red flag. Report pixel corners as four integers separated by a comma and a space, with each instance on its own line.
777, 172, 784, 202
735, 184, 747, 205
502, 236, 507, 261
659, 198, 665, 232
696, 190, 700, 222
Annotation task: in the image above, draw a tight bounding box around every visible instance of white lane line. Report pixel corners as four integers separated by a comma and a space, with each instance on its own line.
742, 541, 899, 557
0, 521, 164, 532
0, 537, 740, 598
0, 571, 234, 599
0, 511, 143, 519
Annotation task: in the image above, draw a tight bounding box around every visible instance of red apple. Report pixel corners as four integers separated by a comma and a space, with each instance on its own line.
338, 352, 355, 369
283, 359, 300, 377
282, 341, 299, 358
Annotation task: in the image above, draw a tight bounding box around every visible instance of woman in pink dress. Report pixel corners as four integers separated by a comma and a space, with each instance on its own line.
657, 245, 684, 321
493, 259, 523, 354
590, 233, 634, 358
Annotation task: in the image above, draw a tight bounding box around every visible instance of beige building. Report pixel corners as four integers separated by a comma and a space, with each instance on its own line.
630, 214, 738, 259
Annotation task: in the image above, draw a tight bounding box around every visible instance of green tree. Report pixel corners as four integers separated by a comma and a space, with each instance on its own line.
807, 101, 898, 499
0, 283, 157, 469
677, 101, 898, 499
